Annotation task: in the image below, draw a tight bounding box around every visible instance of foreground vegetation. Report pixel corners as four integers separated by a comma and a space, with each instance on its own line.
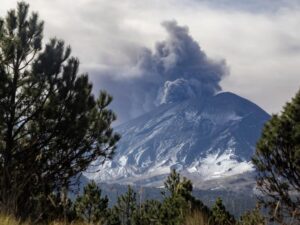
0, 170, 267, 225
0, 2, 299, 224
0, 0, 119, 220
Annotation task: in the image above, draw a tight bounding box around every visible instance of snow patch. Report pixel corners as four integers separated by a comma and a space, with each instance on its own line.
192, 150, 254, 180
119, 156, 128, 166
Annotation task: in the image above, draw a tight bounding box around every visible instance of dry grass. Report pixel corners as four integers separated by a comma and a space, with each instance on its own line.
49, 222, 91, 225
0, 215, 94, 225
0, 213, 213, 225
0, 214, 26, 225
48, 221, 101, 225
184, 210, 212, 225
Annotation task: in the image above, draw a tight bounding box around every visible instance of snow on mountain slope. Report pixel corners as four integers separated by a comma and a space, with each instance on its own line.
86, 92, 270, 188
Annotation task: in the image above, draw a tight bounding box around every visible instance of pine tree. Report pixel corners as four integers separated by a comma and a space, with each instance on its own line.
252, 89, 300, 223
74, 181, 108, 223
164, 169, 181, 195
139, 200, 161, 225
106, 208, 121, 225
164, 169, 193, 201
238, 205, 266, 225
160, 169, 211, 225
160, 195, 189, 225
42, 192, 76, 222
114, 186, 138, 225
0, 2, 120, 219
211, 197, 235, 225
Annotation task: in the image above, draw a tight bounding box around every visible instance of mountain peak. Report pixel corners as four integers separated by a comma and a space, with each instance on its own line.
86, 92, 270, 188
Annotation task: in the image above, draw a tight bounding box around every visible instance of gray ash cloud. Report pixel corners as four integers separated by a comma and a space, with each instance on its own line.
92, 21, 228, 123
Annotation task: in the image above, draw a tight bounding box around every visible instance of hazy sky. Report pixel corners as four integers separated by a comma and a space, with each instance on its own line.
1, 0, 300, 123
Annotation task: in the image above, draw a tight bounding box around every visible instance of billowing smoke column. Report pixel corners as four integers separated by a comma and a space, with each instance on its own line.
95, 21, 228, 123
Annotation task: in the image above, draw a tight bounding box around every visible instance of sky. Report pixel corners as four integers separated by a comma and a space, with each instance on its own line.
1, 0, 300, 124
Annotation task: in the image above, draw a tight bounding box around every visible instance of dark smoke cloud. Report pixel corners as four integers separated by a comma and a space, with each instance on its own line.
91, 21, 228, 124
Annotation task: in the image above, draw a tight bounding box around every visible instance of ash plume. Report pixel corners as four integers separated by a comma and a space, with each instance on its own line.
93, 21, 228, 123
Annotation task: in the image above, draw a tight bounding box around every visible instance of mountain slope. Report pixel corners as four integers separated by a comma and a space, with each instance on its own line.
87, 92, 270, 188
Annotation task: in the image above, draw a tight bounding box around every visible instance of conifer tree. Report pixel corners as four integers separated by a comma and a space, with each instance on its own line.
252, 89, 300, 223
114, 186, 138, 225
105, 208, 121, 225
0, 2, 120, 219
160, 195, 189, 225
211, 197, 235, 225
238, 206, 266, 225
164, 169, 181, 195
74, 181, 108, 223
160, 169, 211, 225
139, 200, 161, 225
164, 169, 193, 201
43, 192, 75, 222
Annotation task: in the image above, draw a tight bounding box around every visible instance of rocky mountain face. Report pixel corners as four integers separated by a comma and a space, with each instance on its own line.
86, 92, 270, 189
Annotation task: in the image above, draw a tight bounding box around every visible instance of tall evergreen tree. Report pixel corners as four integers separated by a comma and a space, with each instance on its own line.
238, 206, 266, 225
160, 195, 189, 225
74, 181, 108, 223
164, 169, 193, 201
160, 169, 211, 225
160, 170, 192, 225
105, 208, 122, 225
114, 186, 138, 225
211, 197, 235, 225
164, 169, 181, 195
139, 200, 162, 225
252, 89, 300, 223
0, 2, 120, 219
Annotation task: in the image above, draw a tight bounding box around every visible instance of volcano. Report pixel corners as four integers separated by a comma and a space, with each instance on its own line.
87, 92, 270, 189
